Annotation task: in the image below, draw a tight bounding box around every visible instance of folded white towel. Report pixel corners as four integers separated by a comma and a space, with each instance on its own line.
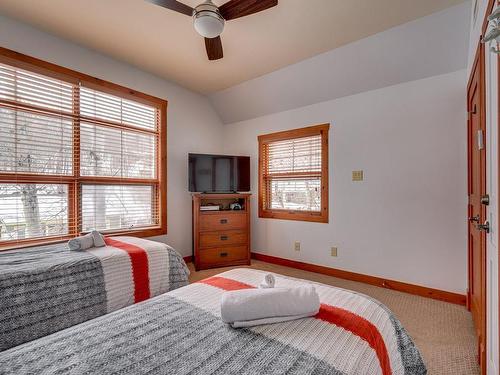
259, 273, 275, 289
68, 233, 94, 251
221, 286, 320, 328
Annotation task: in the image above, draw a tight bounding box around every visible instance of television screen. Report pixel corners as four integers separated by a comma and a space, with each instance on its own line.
188, 153, 250, 192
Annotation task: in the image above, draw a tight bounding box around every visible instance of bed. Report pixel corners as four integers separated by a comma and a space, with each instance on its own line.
0, 236, 189, 351
0, 268, 426, 374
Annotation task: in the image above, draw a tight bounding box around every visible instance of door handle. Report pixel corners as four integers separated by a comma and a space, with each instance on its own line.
475, 221, 490, 233
480, 194, 489, 206
469, 215, 480, 223
220, 219, 228, 224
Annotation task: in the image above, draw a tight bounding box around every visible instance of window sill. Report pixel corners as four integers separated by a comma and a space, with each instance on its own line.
0, 226, 167, 251
259, 209, 328, 223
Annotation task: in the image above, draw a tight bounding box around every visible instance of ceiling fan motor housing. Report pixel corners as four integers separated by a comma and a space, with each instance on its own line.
147, 0, 278, 60
193, 0, 225, 38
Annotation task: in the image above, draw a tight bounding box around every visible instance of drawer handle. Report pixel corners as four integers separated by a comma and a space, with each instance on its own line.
220, 235, 228, 241
220, 252, 228, 257
220, 219, 228, 224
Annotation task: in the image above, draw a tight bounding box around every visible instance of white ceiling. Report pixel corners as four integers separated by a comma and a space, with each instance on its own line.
0, 0, 466, 94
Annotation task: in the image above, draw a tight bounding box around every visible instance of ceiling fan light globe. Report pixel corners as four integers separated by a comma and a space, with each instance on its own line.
194, 12, 225, 38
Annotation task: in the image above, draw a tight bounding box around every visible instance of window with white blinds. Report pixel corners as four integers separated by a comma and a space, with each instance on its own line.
81, 185, 157, 232
0, 51, 166, 249
258, 124, 329, 223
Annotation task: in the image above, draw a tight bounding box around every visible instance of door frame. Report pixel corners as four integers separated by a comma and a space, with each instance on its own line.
468, 2, 497, 373
467, 40, 487, 373
493, 30, 500, 375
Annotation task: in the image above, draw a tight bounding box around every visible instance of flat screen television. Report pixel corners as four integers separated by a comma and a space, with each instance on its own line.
188, 153, 250, 193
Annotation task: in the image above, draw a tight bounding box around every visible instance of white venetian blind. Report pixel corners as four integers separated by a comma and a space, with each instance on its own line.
80, 87, 157, 130
0, 63, 75, 243
80, 122, 157, 179
79, 87, 159, 180
0, 59, 164, 248
0, 62, 74, 113
266, 135, 322, 174
262, 134, 323, 212
0, 63, 75, 177
78, 87, 160, 232
80, 185, 159, 232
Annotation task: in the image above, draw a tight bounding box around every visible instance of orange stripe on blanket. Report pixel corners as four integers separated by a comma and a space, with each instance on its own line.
316, 304, 392, 375
199, 276, 392, 375
105, 238, 150, 303
200, 276, 254, 291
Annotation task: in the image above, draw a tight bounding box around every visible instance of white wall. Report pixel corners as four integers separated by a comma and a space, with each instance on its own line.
0, 14, 225, 257
222, 70, 468, 294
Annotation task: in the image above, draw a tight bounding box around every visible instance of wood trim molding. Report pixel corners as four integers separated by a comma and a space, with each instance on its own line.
0, 47, 166, 106
482, 0, 496, 37
183, 255, 193, 263
251, 252, 466, 306
467, 3, 496, 373
258, 123, 329, 223
0, 47, 168, 249
498, 3, 500, 366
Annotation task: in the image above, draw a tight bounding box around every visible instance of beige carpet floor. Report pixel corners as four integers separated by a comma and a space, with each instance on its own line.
188, 260, 478, 375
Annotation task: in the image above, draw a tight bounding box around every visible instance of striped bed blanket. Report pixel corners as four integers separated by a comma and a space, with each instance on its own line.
0, 236, 189, 351
0, 268, 426, 374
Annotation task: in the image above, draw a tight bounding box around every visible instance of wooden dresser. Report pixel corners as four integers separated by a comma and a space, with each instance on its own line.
192, 193, 251, 271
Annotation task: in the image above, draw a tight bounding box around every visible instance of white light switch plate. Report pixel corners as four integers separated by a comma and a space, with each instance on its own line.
352, 170, 363, 181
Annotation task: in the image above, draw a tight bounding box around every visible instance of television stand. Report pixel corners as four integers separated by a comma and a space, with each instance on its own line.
192, 193, 251, 271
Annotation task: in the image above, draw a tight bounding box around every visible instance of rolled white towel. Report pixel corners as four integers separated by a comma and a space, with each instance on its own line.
91, 230, 106, 247
221, 286, 320, 328
231, 313, 314, 328
259, 273, 275, 289
68, 232, 94, 251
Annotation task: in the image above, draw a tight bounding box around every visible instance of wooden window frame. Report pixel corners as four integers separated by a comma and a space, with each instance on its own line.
0, 47, 167, 250
258, 123, 329, 223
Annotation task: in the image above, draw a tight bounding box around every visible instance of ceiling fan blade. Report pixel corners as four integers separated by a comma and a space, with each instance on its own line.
219, 0, 277, 21
146, 0, 193, 16
205, 36, 223, 60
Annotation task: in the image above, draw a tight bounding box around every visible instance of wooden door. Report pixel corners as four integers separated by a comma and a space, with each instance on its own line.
467, 43, 487, 373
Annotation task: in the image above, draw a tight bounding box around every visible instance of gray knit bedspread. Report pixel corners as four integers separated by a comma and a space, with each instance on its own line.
0, 237, 189, 351
0, 268, 426, 375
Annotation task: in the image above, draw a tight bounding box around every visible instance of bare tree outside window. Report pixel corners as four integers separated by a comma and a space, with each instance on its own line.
0, 57, 165, 248
0, 106, 71, 240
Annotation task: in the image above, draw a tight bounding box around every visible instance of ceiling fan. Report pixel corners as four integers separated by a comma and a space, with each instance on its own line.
147, 0, 278, 60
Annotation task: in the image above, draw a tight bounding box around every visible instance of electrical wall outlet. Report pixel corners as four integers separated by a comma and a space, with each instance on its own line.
352, 170, 363, 181
330, 247, 338, 257
294, 241, 301, 251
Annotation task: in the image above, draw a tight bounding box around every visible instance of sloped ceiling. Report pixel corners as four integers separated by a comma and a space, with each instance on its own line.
209, 2, 471, 123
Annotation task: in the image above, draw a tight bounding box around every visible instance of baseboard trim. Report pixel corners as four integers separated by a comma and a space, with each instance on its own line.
251, 252, 466, 306
183, 255, 193, 263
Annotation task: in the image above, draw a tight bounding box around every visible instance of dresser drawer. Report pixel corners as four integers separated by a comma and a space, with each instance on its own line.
199, 230, 247, 248
197, 246, 248, 265
199, 213, 246, 231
